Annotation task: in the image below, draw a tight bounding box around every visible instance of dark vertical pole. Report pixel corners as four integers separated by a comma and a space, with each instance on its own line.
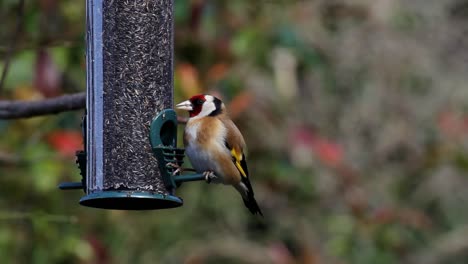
82, 0, 182, 209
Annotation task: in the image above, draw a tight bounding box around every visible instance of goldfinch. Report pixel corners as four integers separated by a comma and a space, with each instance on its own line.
176, 94, 263, 216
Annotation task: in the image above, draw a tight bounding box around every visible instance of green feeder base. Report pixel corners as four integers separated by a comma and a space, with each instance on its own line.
79, 191, 183, 210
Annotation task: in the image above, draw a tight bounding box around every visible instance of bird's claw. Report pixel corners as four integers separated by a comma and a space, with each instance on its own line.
166, 162, 182, 176
203, 171, 217, 183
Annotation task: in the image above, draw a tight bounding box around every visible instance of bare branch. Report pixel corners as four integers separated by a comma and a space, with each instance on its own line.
0, 151, 21, 165
0, 0, 25, 93
0, 92, 86, 119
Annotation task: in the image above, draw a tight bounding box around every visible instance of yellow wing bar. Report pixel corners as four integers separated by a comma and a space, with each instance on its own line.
231, 148, 247, 178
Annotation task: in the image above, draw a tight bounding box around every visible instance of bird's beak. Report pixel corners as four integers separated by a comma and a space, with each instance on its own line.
176, 100, 193, 111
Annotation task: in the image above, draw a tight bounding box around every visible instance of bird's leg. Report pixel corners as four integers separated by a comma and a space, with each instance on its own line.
166, 162, 196, 176
203, 170, 217, 183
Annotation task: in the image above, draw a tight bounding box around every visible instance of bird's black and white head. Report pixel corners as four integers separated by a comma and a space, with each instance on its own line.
176, 94, 224, 119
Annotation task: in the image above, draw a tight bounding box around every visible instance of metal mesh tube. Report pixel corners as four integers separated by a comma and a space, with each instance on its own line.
86, 0, 174, 198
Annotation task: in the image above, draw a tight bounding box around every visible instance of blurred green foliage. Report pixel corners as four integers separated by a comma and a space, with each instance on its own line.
2, 0, 468, 263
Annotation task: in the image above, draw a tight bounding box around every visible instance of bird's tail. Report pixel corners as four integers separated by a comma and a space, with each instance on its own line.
236, 183, 263, 216
242, 196, 263, 216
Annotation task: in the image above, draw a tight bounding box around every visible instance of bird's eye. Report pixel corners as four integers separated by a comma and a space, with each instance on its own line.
195, 99, 204, 105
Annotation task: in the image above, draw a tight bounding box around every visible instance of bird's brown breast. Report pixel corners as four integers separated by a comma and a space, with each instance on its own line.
184, 117, 221, 146
184, 116, 242, 185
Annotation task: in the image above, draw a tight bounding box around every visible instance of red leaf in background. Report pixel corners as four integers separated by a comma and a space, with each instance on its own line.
177, 63, 202, 98
86, 235, 111, 264
268, 242, 296, 264
371, 207, 432, 229
46, 130, 83, 157
189, 0, 205, 32
289, 126, 315, 147
436, 110, 468, 139
39, 0, 57, 12
288, 126, 317, 168
228, 91, 253, 119
398, 208, 432, 229
372, 207, 396, 224
289, 126, 344, 168
34, 49, 62, 98
312, 136, 343, 167
207, 62, 229, 82
437, 111, 459, 137
214, 37, 232, 60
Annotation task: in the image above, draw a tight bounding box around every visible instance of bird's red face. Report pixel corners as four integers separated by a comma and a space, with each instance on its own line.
176, 94, 222, 118
187, 94, 206, 117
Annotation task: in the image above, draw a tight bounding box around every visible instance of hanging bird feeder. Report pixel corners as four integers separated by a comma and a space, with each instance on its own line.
59, 0, 204, 210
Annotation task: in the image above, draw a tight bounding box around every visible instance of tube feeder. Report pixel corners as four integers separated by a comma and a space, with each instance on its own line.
59, 0, 186, 210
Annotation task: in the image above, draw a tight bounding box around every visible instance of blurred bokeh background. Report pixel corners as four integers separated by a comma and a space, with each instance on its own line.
2, 0, 468, 263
